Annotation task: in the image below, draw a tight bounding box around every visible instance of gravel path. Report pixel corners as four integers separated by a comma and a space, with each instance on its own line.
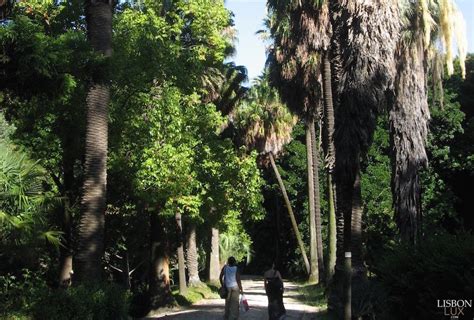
146, 276, 320, 320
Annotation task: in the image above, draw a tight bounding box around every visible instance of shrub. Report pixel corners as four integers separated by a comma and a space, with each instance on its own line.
31, 282, 130, 320
373, 234, 474, 320
0, 269, 47, 317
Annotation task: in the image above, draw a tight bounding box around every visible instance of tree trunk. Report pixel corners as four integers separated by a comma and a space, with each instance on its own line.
76, 0, 113, 282
59, 131, 75, 288
186, 224, 202, 287
124, 251, 131, 290
306, 124, 319, 283
391, 38, 429, 245
59, 244, 73, 288
149, 213, 174, 310
208, 227, 220, 282
59, 202, 73, 287
322, 52, 337, 284
351, 168, 366, 280
326, 174, 337, 284
175, 211, 187, 294
311, 120, 324, 282
328, 166, 355, 313
275, 194, 281, 265
269, 152, 310, 275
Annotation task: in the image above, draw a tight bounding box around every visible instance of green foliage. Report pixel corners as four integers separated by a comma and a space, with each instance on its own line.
0, 143, 59, 245
31, 283, 130, 320
219, 231, 252, 264
361, 116, 397, 270
423, 93, 466, 233
0, 113, 15, 143
373, 234, 474, 320
0, 269, 47, 318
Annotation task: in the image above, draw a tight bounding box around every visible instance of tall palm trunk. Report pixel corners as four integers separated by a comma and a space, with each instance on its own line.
149, 212, 174, 310
322, 52, 337, 284
306, 124, 319, 283
59, 136, 74, 287
175, 211, 187, 294
269, 152, 310, 275
391, 38, 429, 245
208, 227, 220, 282
186, 224, 202, 286
58, 202, 73, 287
351, 167, 365, 280
310, 121, 324, 281
75, 0, 113, 281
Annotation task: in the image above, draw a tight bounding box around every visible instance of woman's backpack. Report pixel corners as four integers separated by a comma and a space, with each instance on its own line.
266, 270, 283, 295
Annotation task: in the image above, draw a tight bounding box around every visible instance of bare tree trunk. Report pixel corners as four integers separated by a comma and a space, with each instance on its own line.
275, 195, 281, 265
306, 124, 319, 283
124, 251, 131, 290
328, 166, 355, 313
59, 133, 75, 288
322, 52, 337, 284
209, 227, 220, 282
149, 213, 174, 310
186, 224, 202, 287
269, 152, 310, 275
326, 174, 337, 283
59, 203, 73, 287
76, 0, 113, 282
59, 246, 73, 288
175, 212, 187, 294
311, 120, 324, 281
351, 168, 366, 280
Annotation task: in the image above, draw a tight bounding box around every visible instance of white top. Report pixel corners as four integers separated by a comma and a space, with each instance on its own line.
224, 265, 238, 288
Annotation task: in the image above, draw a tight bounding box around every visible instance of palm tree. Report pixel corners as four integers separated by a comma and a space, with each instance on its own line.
175, 210, 186, 294
327, 0, 400, 312
186, 224, 202, 286
0, 143, 61, 244
236, 76, 310, 275
391, 0, 467, 244
266, 0, 332, 283
202, 62, 249, 117
75, 0, 113, 281
209, 225, 220, 283
321, 50, 337, 284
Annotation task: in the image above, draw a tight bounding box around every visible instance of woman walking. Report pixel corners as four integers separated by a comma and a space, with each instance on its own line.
220, 256, 243, 320
264, 263, 285, 319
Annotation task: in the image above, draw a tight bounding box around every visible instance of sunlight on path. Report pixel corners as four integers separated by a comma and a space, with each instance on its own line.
147, 276, 319, 320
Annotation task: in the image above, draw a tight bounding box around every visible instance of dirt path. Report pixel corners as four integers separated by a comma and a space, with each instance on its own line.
147, 276, 320, 319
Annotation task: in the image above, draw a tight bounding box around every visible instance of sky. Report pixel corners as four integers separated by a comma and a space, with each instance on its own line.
225, 0, 474, 84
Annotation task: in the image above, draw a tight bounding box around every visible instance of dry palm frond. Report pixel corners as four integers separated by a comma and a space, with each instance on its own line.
453, 7, 467, 78
439, 0, 455, 75
421, 0, 435, 48
437, 0, 467, 78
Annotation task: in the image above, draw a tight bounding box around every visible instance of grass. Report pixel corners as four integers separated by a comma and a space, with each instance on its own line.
295, 282, 327, 308
171, 282, 219, 307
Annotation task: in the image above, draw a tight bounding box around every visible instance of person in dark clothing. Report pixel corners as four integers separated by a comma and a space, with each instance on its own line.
264, 263, 285, 319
